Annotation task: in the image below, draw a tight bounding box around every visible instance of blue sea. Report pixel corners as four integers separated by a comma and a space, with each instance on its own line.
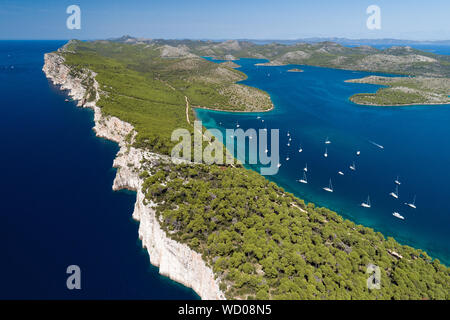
0, 41, 198, 299
1, 40, 449, 299
197, 57, 450, 266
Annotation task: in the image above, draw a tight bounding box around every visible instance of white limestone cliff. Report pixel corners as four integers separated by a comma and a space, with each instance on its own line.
43, 51, 225, 300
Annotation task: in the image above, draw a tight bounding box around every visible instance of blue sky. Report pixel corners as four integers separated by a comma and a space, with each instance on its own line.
0, 0, 449, 40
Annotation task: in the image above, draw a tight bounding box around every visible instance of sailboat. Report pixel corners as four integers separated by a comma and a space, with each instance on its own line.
287, 142, 291, 147
286, 154, 290, 161
393, 212, 405, 220
287, 132, 290, 137
405, 195, 417, 209
325, 137, 331, 144
264, 148, 268, 153
356, 150, 361, 156
395, 176, 401, 185
304, 163, 308, 172
361, 196, 371, 208
338, 171, 344, 176
236, 121, 240, 128
349, 161, 356, 171
277, 163, 281, 168
257, 116, 261, 119
323, 179, 334, 192
389, 185, 399, 199
298, 145, 303, 153
299, 172, 308, 184
324, 148, 328, 158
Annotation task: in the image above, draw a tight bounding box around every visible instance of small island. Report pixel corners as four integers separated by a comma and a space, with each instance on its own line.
346, 76, 450, 106
287, 68, 304, 72
254, 61, 286, 66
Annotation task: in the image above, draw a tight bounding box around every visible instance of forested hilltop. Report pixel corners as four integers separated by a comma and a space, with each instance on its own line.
56, 40, 449, 299
111, 36, 450, 106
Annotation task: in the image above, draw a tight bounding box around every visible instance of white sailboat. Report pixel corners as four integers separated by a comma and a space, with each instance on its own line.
325, 137, 331, 144
287, 132, 290, 137
299, 172, 308, 184
349, 161, 356, 171
304, 163, 308, 172
405, 195, 417, 209
298, 145, 303, 153
324, 148, 328, 158
257, 116, 261, 119
356, 150, 361, 156
236, 121, 240, 128
286, 154, 290, 161
338, 171, 344, 176
361, 196, 371, 208
389, 185, 399, 199
323, 179, 334, 192
287, 142, 291, 147
277, 163, 281, 168
393, 212, 405, 220
395, 176, 401, 185
265, 148, 268, 153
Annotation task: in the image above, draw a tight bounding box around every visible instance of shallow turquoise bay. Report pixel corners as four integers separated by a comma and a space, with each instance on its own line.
196, 58, 450, 265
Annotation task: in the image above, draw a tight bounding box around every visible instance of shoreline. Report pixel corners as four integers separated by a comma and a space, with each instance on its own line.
193, 103, 274, 113
349, 98, 450, 107
43, 51, 225, 300
43, 45, 450, 298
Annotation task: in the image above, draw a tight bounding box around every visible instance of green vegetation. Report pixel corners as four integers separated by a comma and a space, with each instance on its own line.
113, 36, 450, 77
54, 39, 450, 300
347, 76, 450, 106
142, 160, 450, 300
60, 40, 271, 154
108, 37, 450, 107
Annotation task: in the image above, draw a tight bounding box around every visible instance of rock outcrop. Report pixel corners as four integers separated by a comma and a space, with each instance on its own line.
42, 51, 225, 300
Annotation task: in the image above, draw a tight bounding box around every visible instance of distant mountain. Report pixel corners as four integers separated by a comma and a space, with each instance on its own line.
238, 38, 450, 46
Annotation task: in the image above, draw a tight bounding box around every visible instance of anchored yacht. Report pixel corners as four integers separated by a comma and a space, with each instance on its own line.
389, 185, 399, 199
393, 212, 405, 220
361, 196, 371, 208
323, 179, 334, 192
299, 172, 308, 184
405, 195, 417, 209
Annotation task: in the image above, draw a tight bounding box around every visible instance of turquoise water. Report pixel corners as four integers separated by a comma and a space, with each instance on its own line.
196, 58, 450, 265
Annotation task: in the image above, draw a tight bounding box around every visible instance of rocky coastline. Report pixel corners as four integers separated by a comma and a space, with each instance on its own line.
43, 51, 225, 300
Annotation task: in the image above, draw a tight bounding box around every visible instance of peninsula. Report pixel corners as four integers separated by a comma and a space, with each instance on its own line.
43, 39, 450, 300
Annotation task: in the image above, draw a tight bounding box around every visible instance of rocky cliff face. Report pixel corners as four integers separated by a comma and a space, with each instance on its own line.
43, 51, 225, 300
